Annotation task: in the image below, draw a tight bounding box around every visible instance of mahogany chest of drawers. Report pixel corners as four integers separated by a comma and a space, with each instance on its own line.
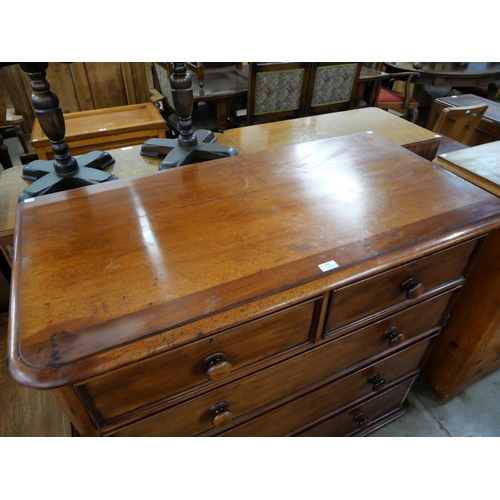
8, 132, 500, 436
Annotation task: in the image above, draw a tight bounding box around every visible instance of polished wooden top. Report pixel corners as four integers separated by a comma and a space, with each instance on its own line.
223, 107, 439, 154
31, 103, 166, 147
0, 134, 242, 234
359, 67, 389, 81
384, 62, 500, 86
434, 140, 500, 197
9, 132, 500, 388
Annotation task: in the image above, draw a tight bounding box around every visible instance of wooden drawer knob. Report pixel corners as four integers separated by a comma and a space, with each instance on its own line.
384, 326, 405, 347
203, 352, 233, 381
400, 277, 424, 300
354, 412, 372, 429
368, 373, 386, 392
209, 401, 233, 427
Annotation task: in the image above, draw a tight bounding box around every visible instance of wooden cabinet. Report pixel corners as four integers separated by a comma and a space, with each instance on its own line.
8, 132, 500, 437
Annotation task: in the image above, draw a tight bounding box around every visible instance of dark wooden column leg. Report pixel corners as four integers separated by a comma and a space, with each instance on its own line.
170, 63, 198, 149
215, 99, 231, 132
15, 63, 117, 202
19, 63, 78, 176
139, 63, 238, 170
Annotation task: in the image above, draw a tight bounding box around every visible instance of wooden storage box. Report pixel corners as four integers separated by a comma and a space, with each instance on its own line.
31, 103, 166, 160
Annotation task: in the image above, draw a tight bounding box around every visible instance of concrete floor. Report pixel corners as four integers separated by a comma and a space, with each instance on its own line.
371, 368, 500, 437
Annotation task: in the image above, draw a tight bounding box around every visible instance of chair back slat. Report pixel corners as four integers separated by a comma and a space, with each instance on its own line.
432, 104, 489, 145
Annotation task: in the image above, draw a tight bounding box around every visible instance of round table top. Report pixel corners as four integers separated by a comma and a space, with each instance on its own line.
384, 62, 500, 87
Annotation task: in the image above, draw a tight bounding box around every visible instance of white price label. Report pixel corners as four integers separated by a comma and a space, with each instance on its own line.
318, 260, 339, 272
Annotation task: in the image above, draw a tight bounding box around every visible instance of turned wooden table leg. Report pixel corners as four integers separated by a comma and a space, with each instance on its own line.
15, 63, 118, 202
215, 99, 231, 132
140, 63, 238, 170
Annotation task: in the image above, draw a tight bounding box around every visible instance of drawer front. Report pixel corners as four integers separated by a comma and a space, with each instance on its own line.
325, 239, 478, 334
110, 336, 434, 437
83, 298, 321, 421
310, 290, 453, 379
220, 374, 413, 437
297, 381, 413, 437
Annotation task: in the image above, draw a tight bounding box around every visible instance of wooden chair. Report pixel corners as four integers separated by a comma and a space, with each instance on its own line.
304, 63, 361, 115
432, 104, 489, 146
186, 63, 243, 89
373, 70, 420, 123
246, 62, 311, 126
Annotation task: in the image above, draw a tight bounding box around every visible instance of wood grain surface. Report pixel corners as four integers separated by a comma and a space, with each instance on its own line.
8, 132, 500, 390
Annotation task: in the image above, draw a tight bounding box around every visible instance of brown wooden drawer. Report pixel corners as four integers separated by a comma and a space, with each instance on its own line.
82, 297, 321, 422
297, 381, 413, 437
109, 335, 434, 436
219, 374, 413, 437
325, 239, 478, 335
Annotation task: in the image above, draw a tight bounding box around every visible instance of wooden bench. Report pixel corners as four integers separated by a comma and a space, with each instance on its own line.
31, 103, 167, 160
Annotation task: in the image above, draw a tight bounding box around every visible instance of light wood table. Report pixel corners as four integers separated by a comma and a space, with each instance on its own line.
0, 133, 240, 234
31, 103, 167, 160
223, 107, 441, 161
433, 140, 500, 196
423, 141, 500, 400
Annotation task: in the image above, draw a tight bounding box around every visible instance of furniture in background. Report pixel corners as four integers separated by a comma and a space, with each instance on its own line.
0, 63, 154, 135
191, 64, 248, 131
453, 82, 499, 100
384, 62, 500, 102
431, 103, 489, 149
31, 102, 167, 160
246, 62, 311, 125
224, 107, 441, 161
426, 141, 500, 401
304, 63, 361, 115
152, 62, 219, 135
8, 132, 500, 437
7, 63, 119, 202
0, 68, 30, 167
141, 63, 237, 170
357, 66, 390, 107
186, 63, 243, 89
426, 94, 500, 145
373, 69, 421, 123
